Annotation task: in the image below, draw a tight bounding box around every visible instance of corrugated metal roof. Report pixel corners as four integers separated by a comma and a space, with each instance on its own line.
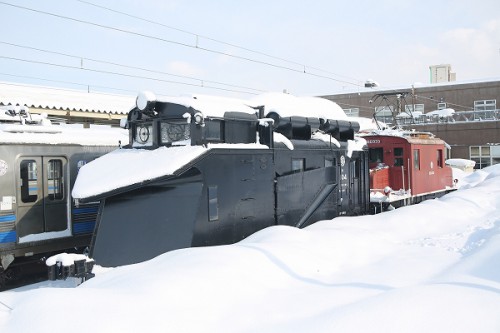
0, 81, 135, 115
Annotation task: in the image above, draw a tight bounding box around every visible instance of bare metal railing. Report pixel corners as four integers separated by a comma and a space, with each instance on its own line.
376, 109, 500, 126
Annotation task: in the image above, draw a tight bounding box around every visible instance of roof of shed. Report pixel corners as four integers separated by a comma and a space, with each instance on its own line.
0, 81, 135, 115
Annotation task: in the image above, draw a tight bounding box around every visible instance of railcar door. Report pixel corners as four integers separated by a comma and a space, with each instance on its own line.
16, 156, 68, 241
389, 145, 406, 191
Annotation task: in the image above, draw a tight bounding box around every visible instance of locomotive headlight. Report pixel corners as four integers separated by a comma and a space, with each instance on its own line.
194, 112, 205, 126
136, 91, 156, 111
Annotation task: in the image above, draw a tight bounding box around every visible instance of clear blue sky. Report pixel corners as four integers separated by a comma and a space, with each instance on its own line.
1, 0, 499, 98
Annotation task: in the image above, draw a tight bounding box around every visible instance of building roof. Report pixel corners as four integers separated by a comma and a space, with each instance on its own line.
321, 77, 500, 97
0, 81, 135, 115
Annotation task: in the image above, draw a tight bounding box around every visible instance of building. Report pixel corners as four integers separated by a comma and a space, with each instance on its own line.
0, 81, 135, 126
321, 78, 500, 168
429, 64, 456, 83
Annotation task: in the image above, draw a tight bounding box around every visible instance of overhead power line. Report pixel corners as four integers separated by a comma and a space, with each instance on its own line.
0, 1, 363, 87
0, 71, 138, 94
74, 0, 361, 84
0, 41, 265, 94
0, 55, 260, 95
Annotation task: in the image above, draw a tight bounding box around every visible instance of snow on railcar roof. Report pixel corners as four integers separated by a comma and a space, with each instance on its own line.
0, 122, 129, 146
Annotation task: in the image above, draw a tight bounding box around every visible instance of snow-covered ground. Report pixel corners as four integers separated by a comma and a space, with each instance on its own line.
1, 165, 500, 333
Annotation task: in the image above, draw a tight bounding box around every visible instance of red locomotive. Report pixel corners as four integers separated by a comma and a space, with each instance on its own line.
363, 130, 455, 212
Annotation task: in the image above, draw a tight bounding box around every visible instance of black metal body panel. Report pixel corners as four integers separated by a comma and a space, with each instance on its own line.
90, 144, 370, 267
86, 98, 370, 267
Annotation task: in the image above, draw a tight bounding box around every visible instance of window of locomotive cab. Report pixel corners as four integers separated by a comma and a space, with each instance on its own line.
20, 160, 38, 203
394, 147, 404, 167
369, 148, 383, 164
413, 149, 420, 170
437, 149, 444, 168
292, 158, 305, 173
325, 157, 336, 167
47, 159, 64, 200
161, 121, 190, 146
205, 120, 222, 142
133, 122, 154, 147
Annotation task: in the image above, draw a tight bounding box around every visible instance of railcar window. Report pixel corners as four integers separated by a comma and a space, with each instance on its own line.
20, 160, 38, 203
369, 148, 383, 163
47, 159, 64, 200
414, 150, 420, 170
394, 147, 404, 166
292, 158, 305, 172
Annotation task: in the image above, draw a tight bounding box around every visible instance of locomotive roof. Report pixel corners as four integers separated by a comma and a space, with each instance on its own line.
137, 91, 350, 121
362, 129, 449, 146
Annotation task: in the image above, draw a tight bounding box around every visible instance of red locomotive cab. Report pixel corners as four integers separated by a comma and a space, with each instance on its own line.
364, 131, 454, 208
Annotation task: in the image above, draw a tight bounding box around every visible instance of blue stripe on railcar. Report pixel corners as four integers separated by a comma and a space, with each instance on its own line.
72, 207, 99, 215
73, 221, 96, 234
0, 214, 16, 223
0, 230, 16, 243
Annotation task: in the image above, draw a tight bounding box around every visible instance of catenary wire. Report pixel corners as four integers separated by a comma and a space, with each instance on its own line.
74, 0, 361, 84
0, 41, 265, 93
0, 1, 363, 87
0, 56, 260, 95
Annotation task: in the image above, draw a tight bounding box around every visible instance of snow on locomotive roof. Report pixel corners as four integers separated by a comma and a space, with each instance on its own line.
249, 92, 349, 120
137, 91, 257, 117
138, 91, 349, 121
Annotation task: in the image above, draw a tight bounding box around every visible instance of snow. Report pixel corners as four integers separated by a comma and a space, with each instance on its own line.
0, 81, 134, 115
2, 165, 500, 332
249, 92, 348, 120
45, 253, 93, 267
141, 91, 258, 118
72, 143, 268, 199
0, 122, 129, 146
426, 108, 456, 118
446, 158, 476, 168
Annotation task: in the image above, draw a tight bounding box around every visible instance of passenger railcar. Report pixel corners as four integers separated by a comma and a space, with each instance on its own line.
71, 92, 370, 267
0, 106, 127, 284
364, 130, 454, 211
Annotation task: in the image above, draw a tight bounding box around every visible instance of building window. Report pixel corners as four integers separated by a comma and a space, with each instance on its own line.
344, 108, 359, 117
413, 150, 420, 170
470, 145, 491, 169
437, 102, 447, 110
405, 104, 425, 113
474, 100, 496, 111
375, 106, 393, 116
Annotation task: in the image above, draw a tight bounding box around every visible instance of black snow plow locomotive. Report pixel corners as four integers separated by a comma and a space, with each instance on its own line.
61, 92, 369, 270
